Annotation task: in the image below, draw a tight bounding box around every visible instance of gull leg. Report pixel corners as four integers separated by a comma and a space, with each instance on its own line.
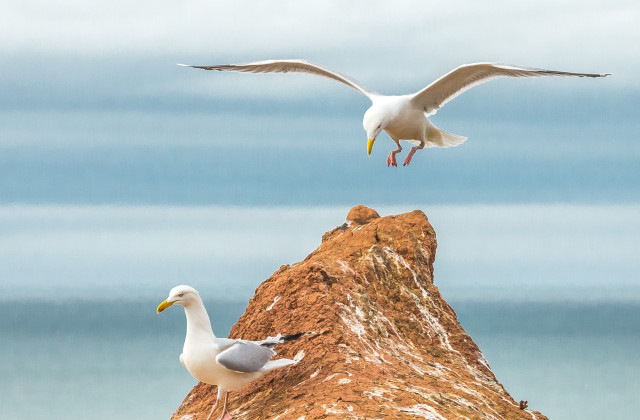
403, 142, 425, 166
205, 397, 220, 420
218, 392, 232, 420
387, 139, 402, 167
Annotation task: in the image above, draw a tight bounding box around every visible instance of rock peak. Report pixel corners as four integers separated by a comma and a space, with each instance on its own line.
171, 207, 546, 419
346, 204, 380, 225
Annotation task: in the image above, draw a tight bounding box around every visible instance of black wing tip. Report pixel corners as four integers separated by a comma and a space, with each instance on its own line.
177, 63, 225, 71
541, 69, 611, 78
281, 332, 309, 342
259, 332, 313, 348
572, 72, 611, 78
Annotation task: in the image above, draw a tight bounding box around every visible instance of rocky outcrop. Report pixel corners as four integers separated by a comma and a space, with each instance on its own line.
171, 205, 546, 419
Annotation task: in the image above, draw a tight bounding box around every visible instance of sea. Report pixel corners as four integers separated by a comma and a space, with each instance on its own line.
1, 205, 639, 419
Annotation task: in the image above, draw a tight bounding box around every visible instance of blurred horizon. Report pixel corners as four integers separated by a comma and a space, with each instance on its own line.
2, 203, 638, 303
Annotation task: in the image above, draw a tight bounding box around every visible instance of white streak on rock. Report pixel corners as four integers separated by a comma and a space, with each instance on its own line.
335, 259, 355, 274
398, 404, 447, 420
452, 383, 504, 419
384, 246, 428, 298
266, 295, 280, 311
323, 403, 346, 415
363, 387, 393, 401
337, 295, 390, 364
323, 373, 339, 382
294, 349, 305, 363
271, 408, 293, 420
403, 287, 453, 350
477, 352, 491, 370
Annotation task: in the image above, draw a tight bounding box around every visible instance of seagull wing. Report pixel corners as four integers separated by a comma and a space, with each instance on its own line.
411, 62, 609, 116
262, 332, 306, 345
216, 340, 276, 373
179, 59, 378, 99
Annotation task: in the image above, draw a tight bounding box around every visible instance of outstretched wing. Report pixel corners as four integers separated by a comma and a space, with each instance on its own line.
411, 62, 609, 116
216, 341, 276, 373
178, 59, 378, 99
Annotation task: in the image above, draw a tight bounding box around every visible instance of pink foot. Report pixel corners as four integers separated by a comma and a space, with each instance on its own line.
386, 152, 397, 167
218, 411, 233, 420
403, 147, 419, 166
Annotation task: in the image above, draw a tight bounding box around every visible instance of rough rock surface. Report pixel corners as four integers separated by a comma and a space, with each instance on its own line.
170, 206, 546, 419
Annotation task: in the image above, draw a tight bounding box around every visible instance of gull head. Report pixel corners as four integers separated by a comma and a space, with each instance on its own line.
157, 285, 200, 313
363, 106, 387, 156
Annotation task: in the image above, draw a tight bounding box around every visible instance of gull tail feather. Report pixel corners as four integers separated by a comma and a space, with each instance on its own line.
426, 119, 468, 148
436, 129, 468, 148
260, 358, 297, 372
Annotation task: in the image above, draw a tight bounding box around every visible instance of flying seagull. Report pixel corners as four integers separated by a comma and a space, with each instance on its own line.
157, 285, 305, 420
179, 60, 609, 166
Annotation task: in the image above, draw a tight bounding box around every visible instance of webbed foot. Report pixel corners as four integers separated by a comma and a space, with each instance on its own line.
386, 152, 398, 167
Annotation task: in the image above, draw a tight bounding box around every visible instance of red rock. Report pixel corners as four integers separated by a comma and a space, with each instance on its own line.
346, 204, 380, 224
170, 206, 546, 419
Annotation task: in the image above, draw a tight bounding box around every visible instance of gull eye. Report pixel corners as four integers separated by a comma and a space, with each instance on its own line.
178, 293, 184, 297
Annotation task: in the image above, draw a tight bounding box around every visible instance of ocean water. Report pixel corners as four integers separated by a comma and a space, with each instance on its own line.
1, 300, 639, 420
454, 301, 640, 419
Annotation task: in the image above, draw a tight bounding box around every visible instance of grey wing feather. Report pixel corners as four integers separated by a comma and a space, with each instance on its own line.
216, 341, 276, 373
212, 337, 239, 350
411, 62, 609, 116
178, 59, 378, 99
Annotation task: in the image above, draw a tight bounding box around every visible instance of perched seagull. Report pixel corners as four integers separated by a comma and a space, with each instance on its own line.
179, 60, 609, 166
157, 285, 305, 420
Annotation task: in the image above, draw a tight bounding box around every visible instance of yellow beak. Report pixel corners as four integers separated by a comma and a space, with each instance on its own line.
367, 138, 375, 156
157, 299, 174, 313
